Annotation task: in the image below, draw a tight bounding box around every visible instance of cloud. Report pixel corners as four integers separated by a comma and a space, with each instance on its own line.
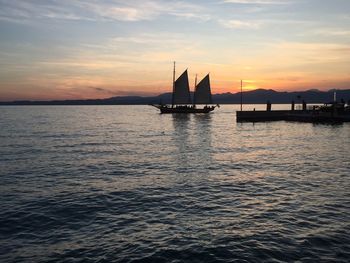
110, 33, 190, 45
219, 19, 262, 29
257, 41, 350, 75
89, 86, 118, 95
88, 86, 158, 97
0, 1, 88, 22
0, 0, 210, 23
88, 6, 146, 22
223, 0, 291, 4
312, 29, 350, 37
78, 1, 161, 21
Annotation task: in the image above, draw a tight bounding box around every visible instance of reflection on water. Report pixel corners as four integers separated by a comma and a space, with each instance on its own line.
192, 114, 213, 172
171, 114, 213, 176
172, 114, 191, 169
0, 105, 350, 263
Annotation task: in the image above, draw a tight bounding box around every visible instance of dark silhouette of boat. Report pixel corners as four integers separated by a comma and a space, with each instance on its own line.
151, 62, 219, 114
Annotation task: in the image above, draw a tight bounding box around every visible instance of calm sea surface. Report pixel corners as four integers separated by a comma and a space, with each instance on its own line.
1, 105, 349, 262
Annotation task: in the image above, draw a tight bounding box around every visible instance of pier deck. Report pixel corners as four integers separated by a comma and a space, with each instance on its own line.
236, 110, 350, 123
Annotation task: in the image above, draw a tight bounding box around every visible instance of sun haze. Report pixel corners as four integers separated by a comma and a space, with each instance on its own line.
0, 0, 349, 101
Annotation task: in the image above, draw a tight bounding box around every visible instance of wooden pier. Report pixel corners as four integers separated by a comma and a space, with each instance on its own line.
237, 110, 350, 123
236, 102, 350, 123
237, 110, 300, 122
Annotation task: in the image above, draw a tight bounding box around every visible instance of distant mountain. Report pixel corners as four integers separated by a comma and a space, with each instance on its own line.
1, 89, 350, 105
213, 89, 350, 104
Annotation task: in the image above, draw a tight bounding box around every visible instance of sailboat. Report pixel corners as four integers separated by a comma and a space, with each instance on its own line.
151, 62, 219, 113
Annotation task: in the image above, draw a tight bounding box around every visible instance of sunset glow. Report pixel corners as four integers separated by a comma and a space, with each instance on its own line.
0, 0, 350, 101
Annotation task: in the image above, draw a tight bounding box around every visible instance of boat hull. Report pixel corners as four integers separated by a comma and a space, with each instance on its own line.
151, 104, 216, 114
161, 107, 215, 114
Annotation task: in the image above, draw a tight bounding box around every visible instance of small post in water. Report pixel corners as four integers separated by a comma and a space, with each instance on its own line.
172, 61, 176, 108
267, 100, 271, 111
240, 80, 243, 111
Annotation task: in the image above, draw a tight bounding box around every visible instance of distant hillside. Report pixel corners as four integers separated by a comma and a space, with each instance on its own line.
212, 89, 350, 104
1, 89, 350, 105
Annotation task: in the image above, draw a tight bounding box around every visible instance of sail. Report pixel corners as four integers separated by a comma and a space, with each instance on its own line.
194, 74, 212, 104
173, 70, 192, 105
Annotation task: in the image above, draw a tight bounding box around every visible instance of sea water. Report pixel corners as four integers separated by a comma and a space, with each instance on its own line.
1, 105, 349, 262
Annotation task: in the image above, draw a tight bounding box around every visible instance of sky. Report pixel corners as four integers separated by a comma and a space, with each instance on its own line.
0, 0, 349, 101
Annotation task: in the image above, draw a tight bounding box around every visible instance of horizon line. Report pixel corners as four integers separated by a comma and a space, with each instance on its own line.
1, 87, 349, 103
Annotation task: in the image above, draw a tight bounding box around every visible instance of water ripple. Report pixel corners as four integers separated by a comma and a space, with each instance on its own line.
0, 105, 349, 262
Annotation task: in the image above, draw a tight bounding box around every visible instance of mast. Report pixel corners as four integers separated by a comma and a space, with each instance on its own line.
172, 61, 176, 108
193, 74, 197, 106
240, 80, 243, 111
